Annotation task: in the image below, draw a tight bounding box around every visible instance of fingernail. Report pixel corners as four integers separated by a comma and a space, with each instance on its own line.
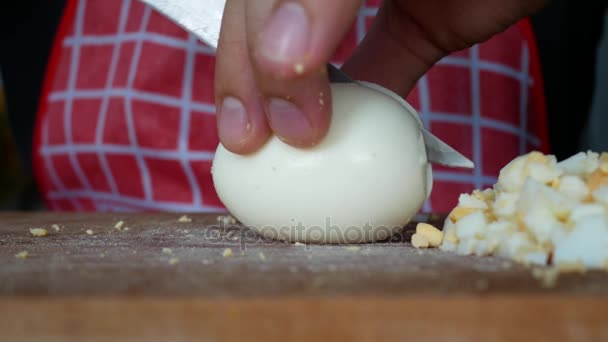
218, 97, 251, 145
267, 98, 312, 143
259, 2, 311, 64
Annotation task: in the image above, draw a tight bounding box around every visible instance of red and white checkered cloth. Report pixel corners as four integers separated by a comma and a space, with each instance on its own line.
33, 0, 549, 213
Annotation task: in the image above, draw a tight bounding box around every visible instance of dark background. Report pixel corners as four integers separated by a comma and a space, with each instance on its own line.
0, 0, 607, 210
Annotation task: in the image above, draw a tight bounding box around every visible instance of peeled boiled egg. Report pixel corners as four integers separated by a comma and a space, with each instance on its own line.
211, 81, 432, 244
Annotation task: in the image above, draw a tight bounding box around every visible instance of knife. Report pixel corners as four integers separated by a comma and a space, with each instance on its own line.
138, 0, 475, 169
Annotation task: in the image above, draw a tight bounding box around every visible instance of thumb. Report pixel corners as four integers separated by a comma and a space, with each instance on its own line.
250, 0, 362, 79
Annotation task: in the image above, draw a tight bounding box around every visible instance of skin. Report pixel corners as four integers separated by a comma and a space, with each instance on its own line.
215, 0, 549, 155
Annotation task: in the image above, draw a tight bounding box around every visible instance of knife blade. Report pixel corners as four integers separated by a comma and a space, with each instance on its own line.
139, 0, 224, 49
138, 0, 475, 169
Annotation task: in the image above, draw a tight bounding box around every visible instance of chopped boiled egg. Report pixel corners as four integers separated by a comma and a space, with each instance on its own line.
557, 151, 599, 176
457, 193, 488, 209
569, 204, 605, 223
441, 150, 608, 272
455, 210, 487, 240
553, 215, 608, 268
592, 185, 608, 205
493, 192, 518, 218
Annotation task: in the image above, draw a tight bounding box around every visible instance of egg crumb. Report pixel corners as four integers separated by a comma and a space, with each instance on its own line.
168, 257, 179, 265
86, 229, 94, 235
178, 215, 192, 223
217, 215, 237, 225
440, 150, 608, 272
51, 224, 61, 232
162, 248, 173, 255
415, 223, 444, 247
15, 251, 29, 259
29, 228, 48, 237
411, 234, 430, 248
222, 248, 233, 258
114, 221, 124, 230
258, 252, 266, 261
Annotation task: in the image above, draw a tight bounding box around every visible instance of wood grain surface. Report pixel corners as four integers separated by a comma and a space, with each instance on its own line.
1, 212, 607, 341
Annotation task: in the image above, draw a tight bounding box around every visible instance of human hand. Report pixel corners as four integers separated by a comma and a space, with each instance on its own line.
214, 0, 548, 154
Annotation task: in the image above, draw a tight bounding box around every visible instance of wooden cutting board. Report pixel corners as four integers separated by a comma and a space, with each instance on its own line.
1, 212, 607, 341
